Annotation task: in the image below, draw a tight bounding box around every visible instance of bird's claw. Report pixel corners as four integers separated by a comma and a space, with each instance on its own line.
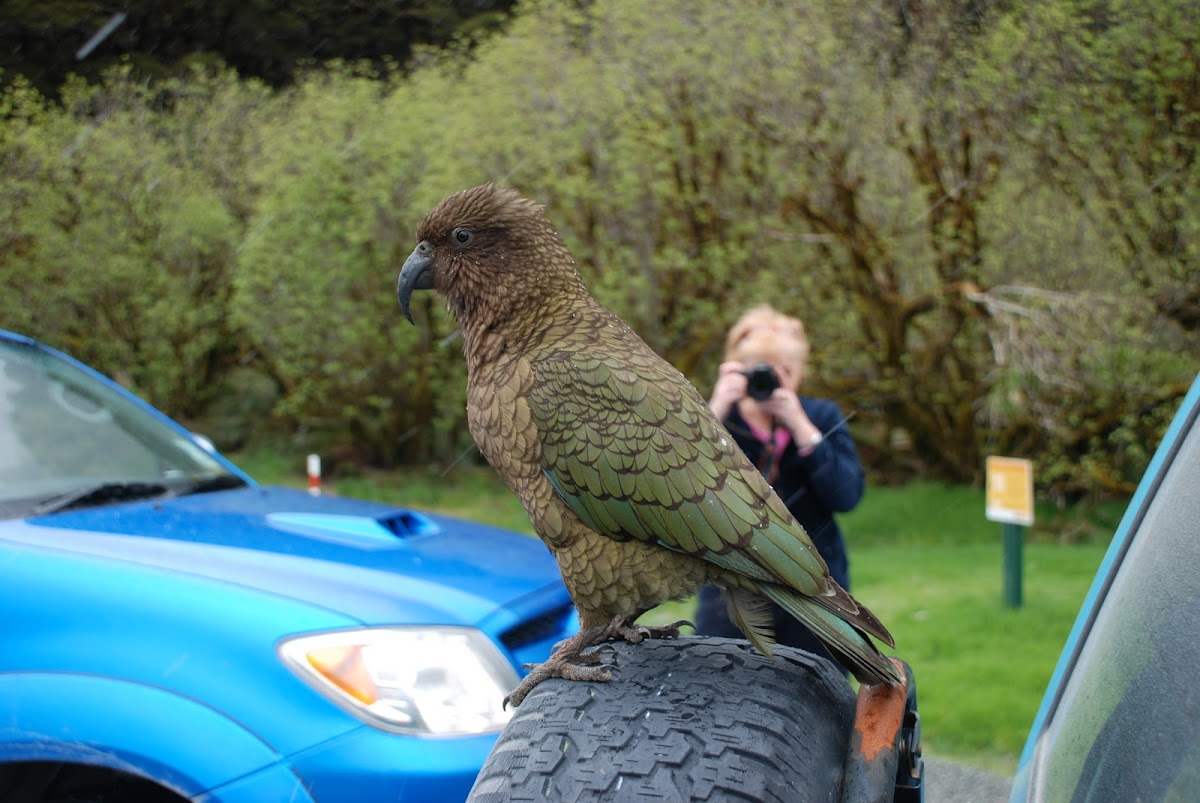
602, 616, 691, 644
577, 643, 617, 664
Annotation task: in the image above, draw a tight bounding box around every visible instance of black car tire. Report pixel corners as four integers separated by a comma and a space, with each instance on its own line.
468, 636, 858, 803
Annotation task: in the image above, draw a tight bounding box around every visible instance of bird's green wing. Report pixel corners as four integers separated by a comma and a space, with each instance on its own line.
526, 338, 829, 598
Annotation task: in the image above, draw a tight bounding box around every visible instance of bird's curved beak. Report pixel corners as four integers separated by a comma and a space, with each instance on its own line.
397, 242, 436, 324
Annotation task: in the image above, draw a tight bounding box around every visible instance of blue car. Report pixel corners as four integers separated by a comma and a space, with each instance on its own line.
1011, 372, 1200, 801
0, 330, 577, 802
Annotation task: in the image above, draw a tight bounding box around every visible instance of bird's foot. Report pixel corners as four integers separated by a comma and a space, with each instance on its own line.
600, 616, 693, 644
522, 642, 613, 672
503, 618, 694, 708
505, 627, 615, 708
575, 643, 618, 665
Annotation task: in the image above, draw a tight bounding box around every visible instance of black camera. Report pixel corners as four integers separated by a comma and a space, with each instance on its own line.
743, 363, 780, 401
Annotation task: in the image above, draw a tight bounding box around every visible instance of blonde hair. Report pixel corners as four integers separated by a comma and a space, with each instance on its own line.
725, 304, 810, 378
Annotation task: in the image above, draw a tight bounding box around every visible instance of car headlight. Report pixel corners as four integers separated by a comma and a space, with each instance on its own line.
278, 627, 519, 736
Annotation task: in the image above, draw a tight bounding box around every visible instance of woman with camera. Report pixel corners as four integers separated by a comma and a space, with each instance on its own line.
695, 304, 865, 665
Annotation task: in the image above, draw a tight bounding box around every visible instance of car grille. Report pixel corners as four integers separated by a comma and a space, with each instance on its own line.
501, 602, 575, 651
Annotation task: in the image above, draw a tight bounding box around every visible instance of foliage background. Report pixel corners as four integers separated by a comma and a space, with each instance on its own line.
2, 0, 1197, 497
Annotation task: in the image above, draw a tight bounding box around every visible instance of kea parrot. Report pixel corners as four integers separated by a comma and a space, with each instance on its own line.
396, 183, 900, 706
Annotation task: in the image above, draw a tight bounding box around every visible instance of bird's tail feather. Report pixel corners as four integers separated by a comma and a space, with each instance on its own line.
724, 587, 777, 657
760, 584, 902, 686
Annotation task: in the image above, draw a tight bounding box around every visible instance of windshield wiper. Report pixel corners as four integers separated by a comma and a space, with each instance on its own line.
168, 474, 248, 497
32, 481, 170, 516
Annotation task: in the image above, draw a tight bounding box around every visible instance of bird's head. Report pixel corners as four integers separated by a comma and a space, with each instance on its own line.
396, 183, 582, 329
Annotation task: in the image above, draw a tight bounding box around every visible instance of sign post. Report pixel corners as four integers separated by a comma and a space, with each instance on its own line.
985, 457, 1034, 608
307, 454, 322, 496
1002, 522, 1023, 608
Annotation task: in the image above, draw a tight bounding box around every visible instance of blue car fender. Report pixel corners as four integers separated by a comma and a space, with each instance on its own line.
0, 672, 308, 799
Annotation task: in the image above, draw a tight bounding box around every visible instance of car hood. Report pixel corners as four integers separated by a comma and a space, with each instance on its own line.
0, 486, 561, 627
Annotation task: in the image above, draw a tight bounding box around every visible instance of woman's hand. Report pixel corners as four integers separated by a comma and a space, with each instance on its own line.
761, 389, 822, 447
709, 361, 748, 421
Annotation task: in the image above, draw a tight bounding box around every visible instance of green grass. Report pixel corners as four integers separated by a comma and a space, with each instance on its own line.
233, 450, 1121, 773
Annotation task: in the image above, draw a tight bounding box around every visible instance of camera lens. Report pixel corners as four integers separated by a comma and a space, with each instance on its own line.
743, 363, 780, 401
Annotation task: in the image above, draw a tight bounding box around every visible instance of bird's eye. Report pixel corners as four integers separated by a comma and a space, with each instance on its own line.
452, 228, 473, 245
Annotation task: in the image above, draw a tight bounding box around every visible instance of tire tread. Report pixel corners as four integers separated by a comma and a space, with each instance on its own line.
469, 636, 857, 802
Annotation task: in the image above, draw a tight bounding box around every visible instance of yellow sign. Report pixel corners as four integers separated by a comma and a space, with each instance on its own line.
986, 456, 1034, 526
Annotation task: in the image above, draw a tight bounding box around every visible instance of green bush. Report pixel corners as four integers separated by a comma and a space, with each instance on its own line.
0, 68, 258, 418
2, 0, 1196, 496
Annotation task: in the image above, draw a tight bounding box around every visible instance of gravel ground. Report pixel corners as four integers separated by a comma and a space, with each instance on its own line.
923, 757, 1013, 803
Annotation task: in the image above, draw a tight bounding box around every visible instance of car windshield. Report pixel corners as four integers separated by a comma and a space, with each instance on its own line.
1028, 392, 1200, 801
0, 338, 243, 519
